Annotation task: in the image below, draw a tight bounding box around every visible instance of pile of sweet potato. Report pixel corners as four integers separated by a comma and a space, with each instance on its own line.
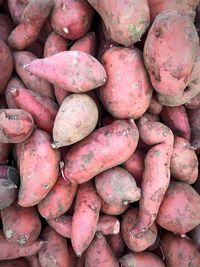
1, 0, 200, 266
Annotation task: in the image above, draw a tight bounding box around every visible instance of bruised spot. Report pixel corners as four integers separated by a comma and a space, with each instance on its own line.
82, 151, 94, 163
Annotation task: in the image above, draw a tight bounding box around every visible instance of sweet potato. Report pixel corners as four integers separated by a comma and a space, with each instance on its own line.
190, 224, 200, 250
157, 181, 200, 234
13, 51, 53, 99
18, 129, 60, 207
70, 32, 96, 56
131, 120, 174, 236
24, 51, 107, 93
160, 106, 191, 141
71, 181, 101, 256
44, 31, 68, 58
38, 175, 77, 219
147, 93, 163, 115
50, 0, 94, 40
95, 166, 141, 206
144, 10, 198, 96
122, 208, 157, 252
8, 0, 28, 24
1, 203, 41, 246
25, 254, 41, 267
0, 258, 30, 267
62, 119, 139, 184
106, 233, 126, 258
188, 107, 200, 153
100, 46, 152, 119
38, 226, 69, 267
88, 0, 149, 47
8, 87, 58, 134
0, 109, 34, 143
170, 136, 198, 184
161, 231, 200, 267
123, 149, 145, 186
0, 230, 43, 260
0, 40, 14, 94
8, 0, 53, 50
0, 143, 11, 164
52, 94, 98, 148
96, 215, 120, 235
5, 76, 25, 108
85, 232, 119, 267
0, 14, 13, 43
119, 252, 166, 267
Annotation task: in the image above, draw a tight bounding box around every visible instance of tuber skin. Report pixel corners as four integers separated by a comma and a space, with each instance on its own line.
70, 32, 96, 56
106, 232, 126, 258
147, 93, 163, 115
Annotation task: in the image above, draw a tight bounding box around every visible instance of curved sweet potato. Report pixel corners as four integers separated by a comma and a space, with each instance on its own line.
70, 32, 96, 56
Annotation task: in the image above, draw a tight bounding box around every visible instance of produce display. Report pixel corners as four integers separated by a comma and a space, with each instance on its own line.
1, 0, 200, 266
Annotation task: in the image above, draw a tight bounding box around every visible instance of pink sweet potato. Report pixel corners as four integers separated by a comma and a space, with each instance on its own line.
71, 181, 101, 256
44, 31, 68, 58
106, 233, 126, 258
122, 208, 157, 252
70, 32, 96, 56
161, 231, 200, 267
160, 106, 191, 141
95, 166, 141, 206
62, 119, 139, 184
5, 76, 25, 108
100, 46, 152, 119
131, 120, 174, 236
50, 0, 94, 40
157, 181, 200, 234
88, 0, 150, 47
85, 232, 119, 267
1, 203, 41, 246
38, 175, 77, 219
144, 10, 198, 96
18, 129, 60, 207
170, 136, 198, 184
0, 258, 30, 267
0, 14, 13, 43
38, 226, 69, 267
8, 0, 53, 50
0, 109, 34, 143
24, 51, 107, 93
8, 87, 58, 133
13, 51, 53, 98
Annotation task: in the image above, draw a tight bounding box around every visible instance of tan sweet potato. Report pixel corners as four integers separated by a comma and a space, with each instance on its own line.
0, 14, 13, 43
144, 10, 198, 96
131, 120, 174, 236
0, 109, 34, 143
38, 226, 69, 267
52, 94, 98, 148
100, 46, 152, 119
62, 119, 139, 184
106, 233, 126, 258
13, 51, 53, 99
85, 232, 119, 267
95, 166, 141, 206
161, 231, 200, 267
170, 136, 198, 184
70, 32, 96, 56
18, 129, 60, 207
44, 31, 68, 58
0, 258, 30, 267
8, 0, 53, 50
88, 0, 150, 47
157, 181, 200, 234
38, 175, 77, 219
50, 0, 94, 40
71, 181, 101, 256
5, 76, 25, 108
122, 208, 157, 252
1, 203, 41, 246
24, 51, 107, 93
8, 87, 58, 134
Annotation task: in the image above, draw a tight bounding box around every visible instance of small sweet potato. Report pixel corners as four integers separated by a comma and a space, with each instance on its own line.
160, 106, 191, 141
157, 181, 200, 234
88, 0, 150, 47
170, 136, 198, 184
0, 14, 13, 43
0, 109, 34, 143
70, 32, 96, 56
18, 129, 60, 207
122, 208, 157, 252
44, 31, 68, 58
100, 46, 152, 119
119, 252, 166, 267
144, 10, 198, 96
5, 76, 25, 108
161, 231, 200, 267
50, 0, 94, 40
1, 203, 41, 246
38, 175, 77, 219
52, 94, 98, 148
71, 181, 101, 256
95, 166, 141, 206
8, 0, 53, 50
62, 119, 139, 184
0, 258, 30, 267
38, 226, 69, 267
106, 233, 126, 258
24, 51, 107, 93
85, 232, 119, 267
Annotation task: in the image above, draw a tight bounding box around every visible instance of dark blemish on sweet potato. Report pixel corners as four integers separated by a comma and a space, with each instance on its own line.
81, 151, 94, 163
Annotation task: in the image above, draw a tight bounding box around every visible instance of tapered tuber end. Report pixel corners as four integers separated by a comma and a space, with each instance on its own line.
9, 88, 19, 97
113, 221, 120, 234
59, 161, 70, 184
